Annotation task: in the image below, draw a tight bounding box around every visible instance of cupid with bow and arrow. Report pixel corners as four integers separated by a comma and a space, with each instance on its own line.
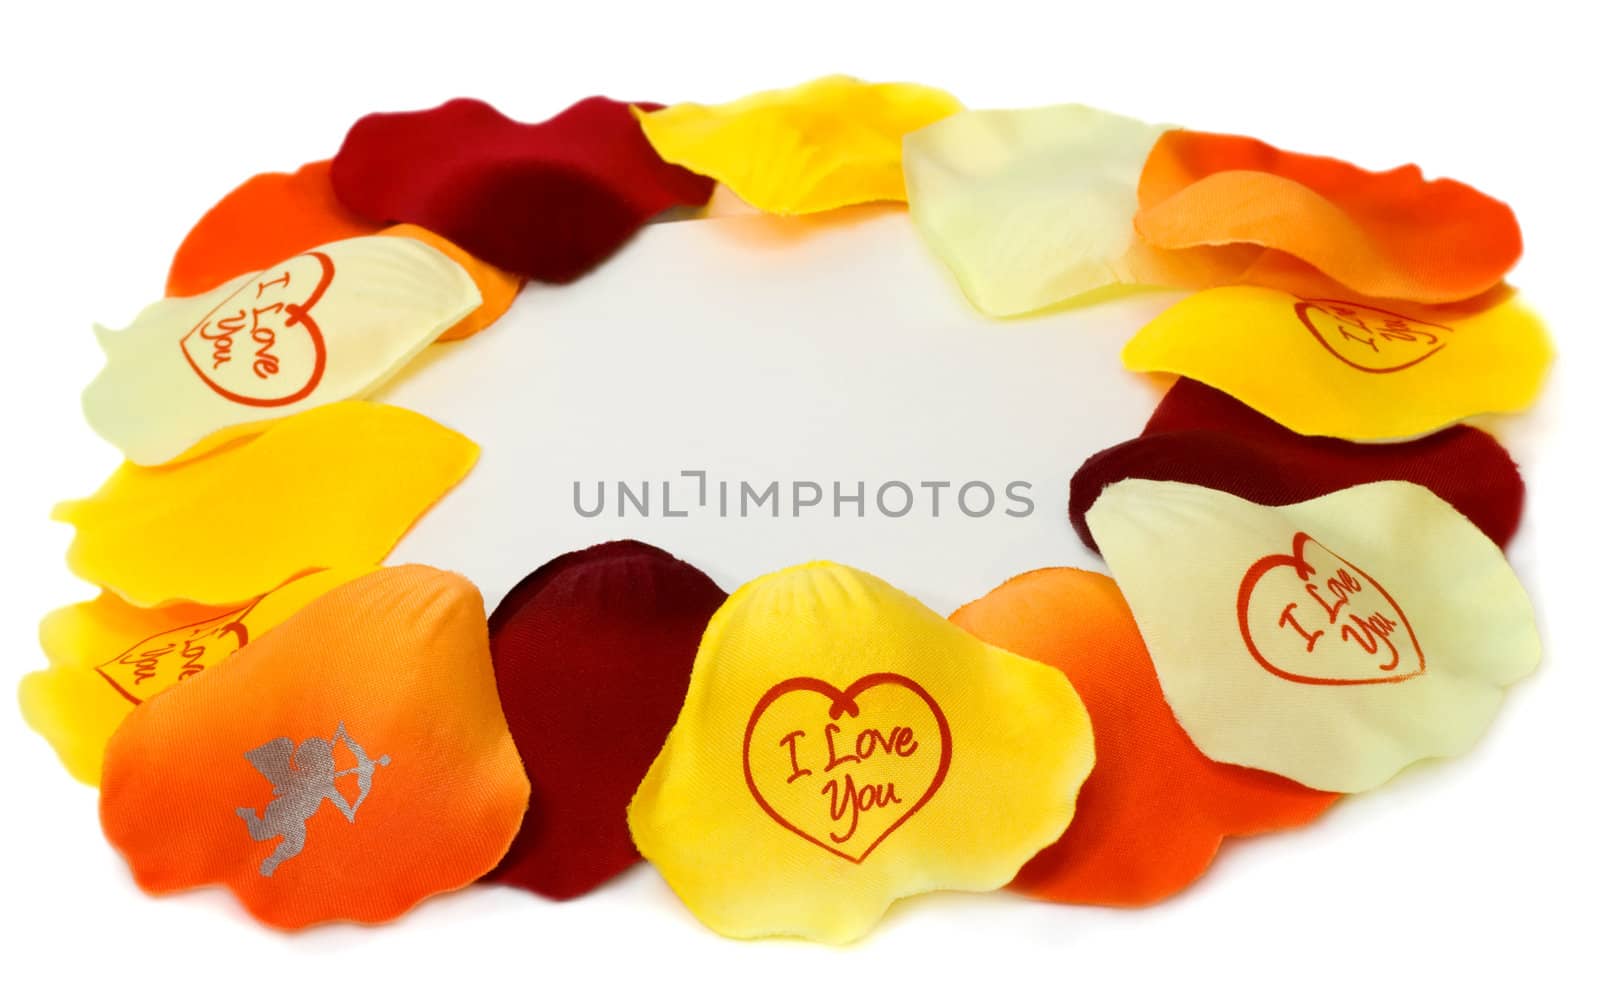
235, 722, 391, 877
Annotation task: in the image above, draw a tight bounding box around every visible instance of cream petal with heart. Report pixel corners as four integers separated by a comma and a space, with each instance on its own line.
1086, 479, 1541, 792
83, 234, 481, 465
627, 561, 1094, 944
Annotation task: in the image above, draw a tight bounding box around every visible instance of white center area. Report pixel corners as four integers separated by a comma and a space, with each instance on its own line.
380, 207, 1177, 614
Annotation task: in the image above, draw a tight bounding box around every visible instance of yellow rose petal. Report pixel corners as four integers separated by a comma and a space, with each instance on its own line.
54, 401, 478, 608
19, 568, 365, 785
628, 561, 1093, 943
635, 75, 962, 216
1121, 286, 1553, 440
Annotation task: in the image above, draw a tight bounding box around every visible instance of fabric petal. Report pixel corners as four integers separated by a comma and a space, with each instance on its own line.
1069, 379, 1525, 552
331, 97, 715, 283
166, 161, 381, 298
1087, 479, 1540, 792
951, 568, 1336, 905
87, 235, 481, 465
628, 561, 1093, 943
487, 541, 725, 900
99, 566, 528, 928
903, 104, 1249, 316
1120, 287, 1553, 440
55, 402, 478, 607
1135, 131, 1522, 303
20, 569, 364, 785
638, 75, 962, 216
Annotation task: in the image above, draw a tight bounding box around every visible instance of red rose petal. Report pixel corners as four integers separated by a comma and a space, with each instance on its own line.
486, 540, 726, 899
1069, 379, 1523, 553
330, 98, 714, 283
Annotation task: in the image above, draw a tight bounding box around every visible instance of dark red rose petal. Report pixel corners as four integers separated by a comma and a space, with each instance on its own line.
331, 98, 715, 283
1069, 379, 1523, 553
486, 540, 725, 900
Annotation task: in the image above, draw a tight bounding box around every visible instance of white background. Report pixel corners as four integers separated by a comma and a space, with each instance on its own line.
2, 1, 1595, 984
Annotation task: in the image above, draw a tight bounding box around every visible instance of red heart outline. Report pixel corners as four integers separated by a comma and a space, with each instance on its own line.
180, 251, 333, 407
1236, 531, 1425, 686
95, 598, 259, 705
1294, 298, 1452, 374
742, 673, 952, 865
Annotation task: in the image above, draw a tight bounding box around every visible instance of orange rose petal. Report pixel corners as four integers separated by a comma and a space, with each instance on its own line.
100, 565, 528, 929
950, 568, 1337, 906
1135, 131, 1521, 304
165, 160, 519, 340
166, 160, 381, 298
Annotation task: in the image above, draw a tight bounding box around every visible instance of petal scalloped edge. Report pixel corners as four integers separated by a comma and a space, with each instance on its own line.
330, 97, 715, 283
19, 568, 367, 786
951, 568, 1337, 906
902, 104, 1255, 317
380, 225, 524, 342
636, 75, 963, 216
1086, 479, 1541, 793
55, 401, 479, 608
1068, 379, 1525, 553
487, 540, 727, 900
1120, 286, 1554, 440
1135, 131, 1523, 304
86, 235, 481, 465
99, 566, 529, 929
627, 560, 1094, 944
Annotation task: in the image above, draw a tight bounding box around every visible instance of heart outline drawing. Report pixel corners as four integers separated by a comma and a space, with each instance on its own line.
742, 672, 952, 865
181, 251, 334, 407
1236, 531, 1425, 686
1294, 298, 1452, 374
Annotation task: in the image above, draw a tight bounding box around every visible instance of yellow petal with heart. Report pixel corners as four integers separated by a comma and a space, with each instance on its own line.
19, 567, 366, 785
53, 401, 477, 608
628, 560, 1093, 944
634, 75, 963, 216
1087, 479, 1540, 792
1120, 286, 1553, 440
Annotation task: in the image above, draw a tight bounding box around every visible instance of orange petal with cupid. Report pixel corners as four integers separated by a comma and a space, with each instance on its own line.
951, 568, 1337, 906
1135, 131, 1521, 304
100, 565, 528, 929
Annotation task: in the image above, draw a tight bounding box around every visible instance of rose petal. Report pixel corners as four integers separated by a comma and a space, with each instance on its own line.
487, 541, 725, 899
87, 235, 482, 465
1069, 379, 1525, 552
1136, 131, 1523, 303
331, 97, 715, 282
903, 104, 1250, 316
20, 568, 365, 786
628, 561, 1093, 943
100, 566, 528, 928
1087, 479, 1540, 792
951, 568, 1336, 906
55, 402, 478, 607
1121, 287, 1553, 440
638, 75, 962, 216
